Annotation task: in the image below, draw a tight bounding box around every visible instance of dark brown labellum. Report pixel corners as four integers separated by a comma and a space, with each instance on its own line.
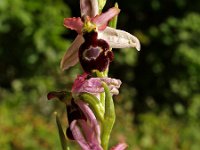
66, 99, 87, 140
79, 31, 114, 73
67, 99, 87, 124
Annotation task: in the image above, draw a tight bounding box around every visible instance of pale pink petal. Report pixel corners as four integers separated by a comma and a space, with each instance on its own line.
78, 120, 96, 144
81, 78, 103, 94
92, 7, 120, 31
64, 17, 83, 34
70, 120, 91, 150
60, 35, 84, 71
76, 100, 101, 143
99, 78, 122, 95
80, 0, 99, 17
101, 78, 121, 89
72, 75, 122, 95
99, 27, 141, 51
78, 120, 102, 150
110, 87, 119, 95
86, 78, 122, 95
110, 143, 128, 150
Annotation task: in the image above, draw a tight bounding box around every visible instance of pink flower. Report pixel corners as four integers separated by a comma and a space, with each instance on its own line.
69, 100, 128, 150
69, 100, 102, 150
47, 92, 127, 150
47, 91, 102, 149
60, 0, 140, 71
72, 73, 122, 96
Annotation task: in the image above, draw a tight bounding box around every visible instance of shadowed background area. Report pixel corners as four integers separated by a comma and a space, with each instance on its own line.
0, 0, 200, 149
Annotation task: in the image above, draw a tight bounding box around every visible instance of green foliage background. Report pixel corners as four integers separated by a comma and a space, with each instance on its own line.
0, 0, 200, 149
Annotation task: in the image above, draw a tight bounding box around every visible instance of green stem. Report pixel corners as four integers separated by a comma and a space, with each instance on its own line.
95, 70, 105, 77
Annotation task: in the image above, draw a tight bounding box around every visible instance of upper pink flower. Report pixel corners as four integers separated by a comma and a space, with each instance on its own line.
60, 0, 140, 71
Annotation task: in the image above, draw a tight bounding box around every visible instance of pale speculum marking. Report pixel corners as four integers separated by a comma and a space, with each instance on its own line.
83, 46, 103, 61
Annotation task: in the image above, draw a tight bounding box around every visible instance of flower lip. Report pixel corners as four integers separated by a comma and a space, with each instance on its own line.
79, 32, 112, 73
66, 99, 87, 140
67, 99, 87, 123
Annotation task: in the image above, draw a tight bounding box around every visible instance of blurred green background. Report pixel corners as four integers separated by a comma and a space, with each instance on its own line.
0, 0, 200, 149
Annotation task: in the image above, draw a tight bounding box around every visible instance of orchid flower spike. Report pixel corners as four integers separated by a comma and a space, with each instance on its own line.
60, 0, 140, 72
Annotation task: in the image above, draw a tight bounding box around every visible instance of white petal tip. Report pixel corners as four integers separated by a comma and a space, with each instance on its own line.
133, 37, 141, 51
129, 40, 141, 51
136, 43, 141, 51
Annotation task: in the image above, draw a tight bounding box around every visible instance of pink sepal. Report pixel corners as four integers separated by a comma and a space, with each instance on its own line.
80, 0, 98, 17
92, 7, 120, 31
60, 35, 84, 71
64, 17, 83, 34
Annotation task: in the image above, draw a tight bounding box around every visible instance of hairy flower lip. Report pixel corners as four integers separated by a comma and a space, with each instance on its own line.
60, 0, 140, 71
79, 31, 113, 73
